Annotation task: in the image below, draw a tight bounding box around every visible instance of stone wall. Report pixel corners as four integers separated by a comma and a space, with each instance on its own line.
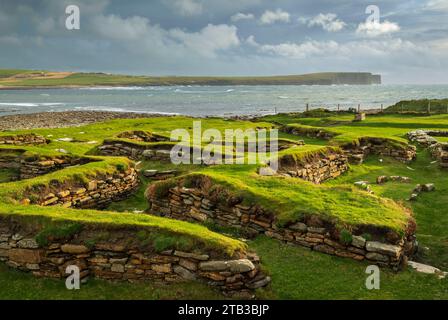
0, 134, 47, 146
282, 126, 335, 140
19, 156, 95, 180
0, 220, 270, 296
407, 130, 448, 168
278, 149, 348, 184
342, 138, 416, 164
98, 141, 173, 161
429, 143, 448, 168
148, 186, 416, 268
0, 150, 22, 170
21, 167, 139, 209
117, 131, 169, 143
282, 126, 416, 164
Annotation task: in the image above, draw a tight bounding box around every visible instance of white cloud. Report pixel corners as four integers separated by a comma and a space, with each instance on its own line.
91, 15, 239, 58
259, 9, 290, 25
249, 36, 419, 60
231, 12, 255, 22
306, 13, 346, 32
257, 40, 340, 58
356, 21, 400, 37
92, 15, 157, 41
246, 35, 258, 46
172, 0, 203, 16
425, 0, 448, 11
170, 24, 240, 57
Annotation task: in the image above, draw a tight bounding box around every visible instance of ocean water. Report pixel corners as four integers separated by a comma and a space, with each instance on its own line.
0, 84, 447, 117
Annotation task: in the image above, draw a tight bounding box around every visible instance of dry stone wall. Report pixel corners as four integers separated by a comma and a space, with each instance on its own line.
278, 149, 348, 184
21, 167, 139, 209
282, 127, 416, 164
117, 131, 169, 143
0, 220, 270, 296
148, 186, 416, 268
429, 143, 448, 168
98, 141, 173, 161
342, 138, 416, 164
0, 134, 47, 146
19, 156, 95, 179
407, 130, 448, 168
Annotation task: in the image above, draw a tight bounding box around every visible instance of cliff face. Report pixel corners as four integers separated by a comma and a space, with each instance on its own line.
331, 73, 382, 85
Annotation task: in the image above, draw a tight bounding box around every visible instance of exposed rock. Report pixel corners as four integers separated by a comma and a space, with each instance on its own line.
173, 251, 209, 261
8, 248, 43, 264
352, 236, 366, 249
17, 238, 39, 249
61, 244, 90, 254
366, 241, 401, 257
199, 261, 228, 272
408, 261, 446, 279
173, 265, 197, 280
227, 259, 255, 273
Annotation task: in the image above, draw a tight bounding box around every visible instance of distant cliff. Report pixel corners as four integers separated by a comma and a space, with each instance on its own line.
0, 70, 382, 89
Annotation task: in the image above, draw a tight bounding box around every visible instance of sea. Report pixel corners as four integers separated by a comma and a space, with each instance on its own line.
0, 84, 447, 117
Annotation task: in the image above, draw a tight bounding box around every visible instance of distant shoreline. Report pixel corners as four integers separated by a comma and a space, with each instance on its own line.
0, 70, 382, 89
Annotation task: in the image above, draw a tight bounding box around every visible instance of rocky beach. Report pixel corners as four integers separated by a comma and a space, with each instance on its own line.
0, 111, 165, 131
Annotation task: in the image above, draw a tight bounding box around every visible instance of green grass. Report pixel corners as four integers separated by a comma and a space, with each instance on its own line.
0, 264, 222, 300
327, 150, 448, 269
0, 205, 246, 256
177, 165, 410, 234
0, 168, 18, 183
1, 112, 448, 299
386, 99, 448, 114
251, 236, 447, 300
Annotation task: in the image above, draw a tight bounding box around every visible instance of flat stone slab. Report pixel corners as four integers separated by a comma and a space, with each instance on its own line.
366, 241, 401, 257
408, 261, 447, 279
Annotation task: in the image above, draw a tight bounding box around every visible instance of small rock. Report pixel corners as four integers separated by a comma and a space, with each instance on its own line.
409, 193, 419, 201
376, 176, 388, 184
143, 170, 158, 177
352, 235, 366, 248
173, 265, 197, 280
57, 138, 74, 142
422, 183, 435, 192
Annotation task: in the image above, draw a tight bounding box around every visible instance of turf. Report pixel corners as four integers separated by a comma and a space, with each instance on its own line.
1, 111, 447, 300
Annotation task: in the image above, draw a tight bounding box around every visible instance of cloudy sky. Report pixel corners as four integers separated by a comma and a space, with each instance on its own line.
0, 0, 447, 83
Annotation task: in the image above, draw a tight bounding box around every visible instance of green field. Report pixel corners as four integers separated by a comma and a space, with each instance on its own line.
0, 112, 447, 300
0, 69, 380, 88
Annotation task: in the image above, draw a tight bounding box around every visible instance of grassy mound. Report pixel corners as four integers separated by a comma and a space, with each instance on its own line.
154, 164, 412, 234
387, 99, 448, 114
